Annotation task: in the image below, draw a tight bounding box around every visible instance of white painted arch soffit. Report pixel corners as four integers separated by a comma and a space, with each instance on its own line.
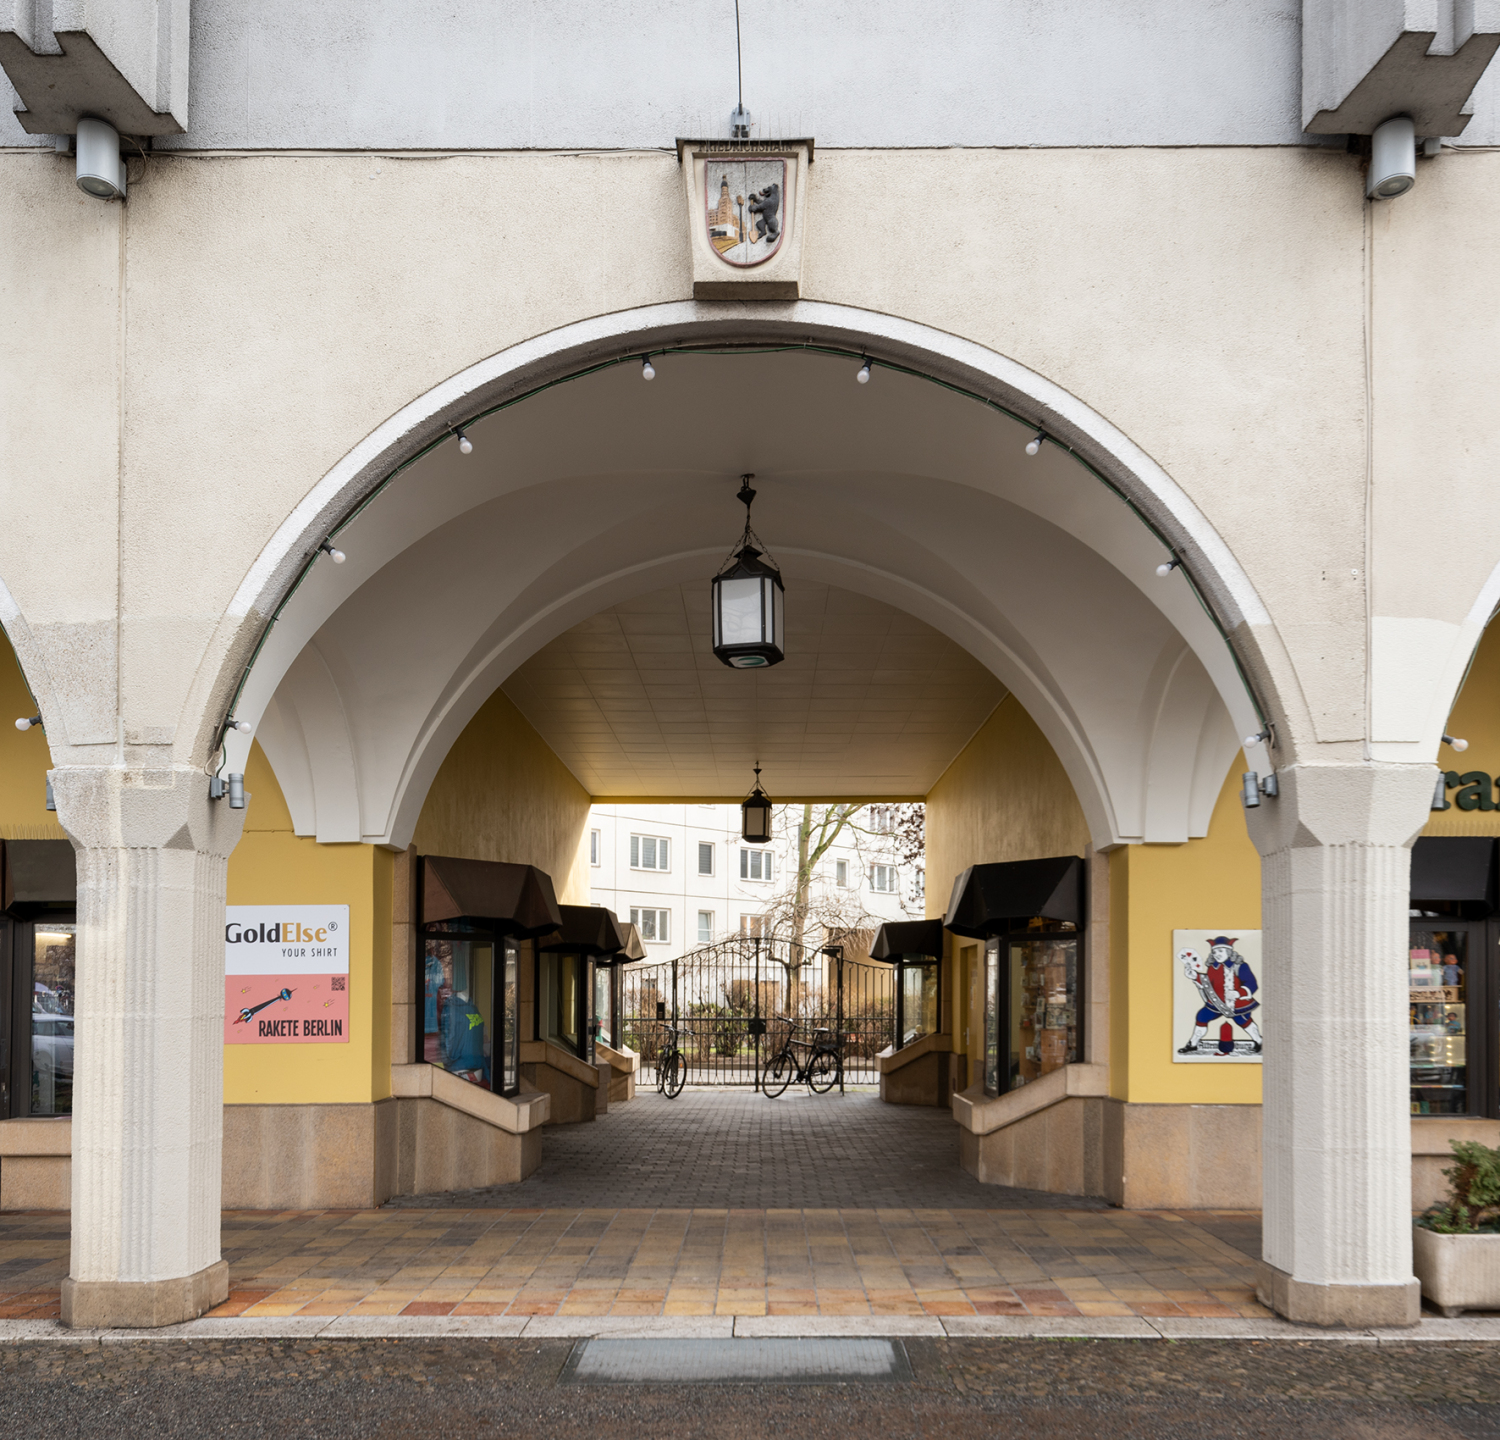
228, 327, 1258, 853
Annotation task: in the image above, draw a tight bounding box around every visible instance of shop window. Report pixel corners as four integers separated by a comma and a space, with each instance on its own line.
593, 963, 615, 1050
984, 924, 1080, 1097
740, 849, 772, 881
630, 835, 670, 871
898, 958, 939, 1047
28, 922, 76, 1117
1410, 927, 1469, 1115
698, 842, 714, 876
590, 830, 601, 866
631, 907, 670, 943
835, 858, 849, 887
698, 910, 714, 943
870, 864, 896, 893
420, 928, 520, 1096
540, 951, 588, 1057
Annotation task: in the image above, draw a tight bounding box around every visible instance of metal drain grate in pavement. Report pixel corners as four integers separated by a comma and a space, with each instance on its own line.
561, 1338, 912, 1385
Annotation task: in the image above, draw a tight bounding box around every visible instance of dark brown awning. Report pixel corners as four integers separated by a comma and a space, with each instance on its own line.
612, 922, 647, 964
420, 855, 562, 938
537, 904, 628, 957
943, 856, 1083, 939
869, 918, 945, 961
1412, 836, 1497, 912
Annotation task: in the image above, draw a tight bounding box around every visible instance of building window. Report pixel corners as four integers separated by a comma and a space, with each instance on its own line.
870, 805, 895, 833
835, 859, 849, 888
631, 907, 671, 943
739, 914, 766, 938
697, 910, 714, 943
870, 864, 896, 893
698, 841, 714, 876
630, 835, 670, 871
590, 829, 600, 866
740, 848, 773, 881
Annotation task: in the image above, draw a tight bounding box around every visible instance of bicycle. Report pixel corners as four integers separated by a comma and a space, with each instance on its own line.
654, 1023, 686, 1099
761, 1022, 841, 1098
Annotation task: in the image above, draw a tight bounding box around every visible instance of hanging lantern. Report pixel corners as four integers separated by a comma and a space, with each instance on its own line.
711, 474, 785, 669
742, 765, 773, 844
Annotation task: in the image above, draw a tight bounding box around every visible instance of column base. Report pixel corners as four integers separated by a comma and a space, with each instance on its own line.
61, 1260, 229, 1329
1256, 1261, 1420, 1328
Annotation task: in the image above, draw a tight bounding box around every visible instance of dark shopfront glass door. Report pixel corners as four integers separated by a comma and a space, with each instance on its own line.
984, 922, 1082, 1098
1409, 916, 1495, 1118
421, 926, 521, 1097
2, 914, 77, 1118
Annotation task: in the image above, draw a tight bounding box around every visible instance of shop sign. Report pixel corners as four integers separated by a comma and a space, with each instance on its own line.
1438, 771, 1498, 810
1172, 930, 1264, 1064
223, 905, 349, 1044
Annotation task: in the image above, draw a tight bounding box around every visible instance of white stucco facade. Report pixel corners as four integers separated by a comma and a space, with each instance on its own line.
2, 4, 1498, 1328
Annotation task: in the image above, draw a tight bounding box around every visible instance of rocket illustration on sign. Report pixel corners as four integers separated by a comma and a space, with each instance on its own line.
233, 987, 294, 1026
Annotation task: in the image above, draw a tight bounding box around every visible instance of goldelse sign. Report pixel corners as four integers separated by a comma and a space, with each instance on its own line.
223, 905, 350, 1044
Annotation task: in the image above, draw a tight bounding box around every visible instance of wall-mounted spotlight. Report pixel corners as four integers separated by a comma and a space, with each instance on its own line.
856, 358, 872, 385
76, 118, 126, 201
1156, 557, 1182, 578
1368, 115, 1416, 200
454, 427, 473, 455
318, 541, 346, 564
1024, 431, 1045, 457
15, 715, 41, 731
1443, 734, 1469, 752
641, 355, 656, 381
1241, 771, 1278, 808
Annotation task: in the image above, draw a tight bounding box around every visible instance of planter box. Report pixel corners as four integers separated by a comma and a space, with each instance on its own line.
1412, 1223, 1500, 1317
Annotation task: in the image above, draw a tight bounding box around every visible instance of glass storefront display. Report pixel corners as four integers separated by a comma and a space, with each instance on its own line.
898, 959, 938, 1047
1409, 927, 1470, 1115
420, 927, 520, 1096
540, 951, 591, 1060
30, 922, 75, 1116
593, 963, 615, 1050
982, 922, 1080, 1097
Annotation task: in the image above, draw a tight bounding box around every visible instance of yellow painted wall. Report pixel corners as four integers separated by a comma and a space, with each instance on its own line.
1108, 763, 1263, 1104
0, 629, 65, 839
415, 686, 593, 903
924, 696, 1090, 920
1426, 621, 1500, 836
224, 741, 393, 1104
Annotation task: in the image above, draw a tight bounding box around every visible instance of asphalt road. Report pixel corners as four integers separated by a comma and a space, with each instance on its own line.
4, 1337, 1500, 1439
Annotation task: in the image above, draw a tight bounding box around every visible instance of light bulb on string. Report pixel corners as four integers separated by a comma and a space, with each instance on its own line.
641, 355, 656, 381
856, 358, 871, 384
1025, 431, 1045, 457
455, 427, 473, 455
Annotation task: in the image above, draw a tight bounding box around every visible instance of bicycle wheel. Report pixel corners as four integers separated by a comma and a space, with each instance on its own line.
663, 1050, 686, 1099
807, 1049, 840, 1094
655, 1055, 667, 1092
761, 1051, 793, 1098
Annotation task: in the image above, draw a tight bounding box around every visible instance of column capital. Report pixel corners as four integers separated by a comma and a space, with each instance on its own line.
1244, 761, 1436, 857
49, 764, 245, 858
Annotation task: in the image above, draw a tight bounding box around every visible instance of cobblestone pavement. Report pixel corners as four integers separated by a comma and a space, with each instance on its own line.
3, 1337, 1500, 1439
394, 1088, 1112, 1210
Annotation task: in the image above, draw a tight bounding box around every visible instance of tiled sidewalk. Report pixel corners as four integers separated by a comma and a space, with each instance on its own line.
2, 1206, 1269, 1322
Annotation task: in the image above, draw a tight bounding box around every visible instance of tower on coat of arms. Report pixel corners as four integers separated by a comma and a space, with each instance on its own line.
678, 138, 812, 300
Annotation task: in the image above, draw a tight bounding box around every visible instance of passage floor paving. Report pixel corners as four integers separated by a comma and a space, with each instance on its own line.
1, 1090, 1270, 1323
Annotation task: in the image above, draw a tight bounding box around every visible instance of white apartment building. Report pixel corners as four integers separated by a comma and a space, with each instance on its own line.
588, 804, 917, 964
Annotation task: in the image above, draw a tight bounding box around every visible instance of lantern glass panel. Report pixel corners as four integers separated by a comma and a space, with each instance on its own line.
742, 797, 772, 843
717, 576, 765, 646
770, 578, 783, 650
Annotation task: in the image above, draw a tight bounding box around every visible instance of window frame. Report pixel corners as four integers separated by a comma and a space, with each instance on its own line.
835, 858, 849, 888
869, 863, 896, 893
629, 834, 671, 872
739, 848, 773, 882
697, 910, 714, 943
630, 906, 671, 944
3, 909, 78, 1120
697, 841, 715, 876
590, 829, 601, 866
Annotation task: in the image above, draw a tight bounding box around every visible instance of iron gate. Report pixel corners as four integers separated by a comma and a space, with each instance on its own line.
618, 936, 895, 1088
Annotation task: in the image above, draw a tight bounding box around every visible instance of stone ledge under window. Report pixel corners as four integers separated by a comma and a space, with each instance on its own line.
950, 1063, 1110, 1136
389, 1063, 550, 1134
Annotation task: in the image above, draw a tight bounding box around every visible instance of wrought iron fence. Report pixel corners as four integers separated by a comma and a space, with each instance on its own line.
618, 935, 895, 1088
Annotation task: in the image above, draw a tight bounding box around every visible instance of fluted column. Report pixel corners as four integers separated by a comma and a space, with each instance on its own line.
51, 766, 245, 1328
1246, 762, 1434, 1328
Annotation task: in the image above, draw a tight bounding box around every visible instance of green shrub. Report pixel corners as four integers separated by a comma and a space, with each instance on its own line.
1419, 1139, 1500, 1234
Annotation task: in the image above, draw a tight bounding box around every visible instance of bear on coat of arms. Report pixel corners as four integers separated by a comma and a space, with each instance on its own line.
747, 183, 781, 244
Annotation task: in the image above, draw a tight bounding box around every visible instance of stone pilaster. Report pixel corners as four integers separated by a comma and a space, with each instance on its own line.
1246, 762, 1435, 1328
50, 765, 244, 1329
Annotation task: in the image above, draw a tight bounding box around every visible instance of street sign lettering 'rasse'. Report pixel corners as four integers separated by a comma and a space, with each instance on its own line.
223, 905, 350, 1044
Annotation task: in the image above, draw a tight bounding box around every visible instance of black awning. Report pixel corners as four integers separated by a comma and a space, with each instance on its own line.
943, 856, 1083, 939
1412, 836, 1498, 910
1, 839, 76, 910
537, 904, 628, 957
611, 921, 647, 965
869, 918, 945, 961
421, 855, 562, 938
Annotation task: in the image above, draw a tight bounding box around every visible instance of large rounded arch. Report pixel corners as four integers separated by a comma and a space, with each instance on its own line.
189, 303, 1279, 850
